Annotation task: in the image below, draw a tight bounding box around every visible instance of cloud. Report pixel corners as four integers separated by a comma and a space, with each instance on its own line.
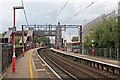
74, 0, 92, 12
46, 10, 53, 13
1, 0, 120, 36
62, 0, 119, 25
0, 1, 26, 32
16, 0, 67, 3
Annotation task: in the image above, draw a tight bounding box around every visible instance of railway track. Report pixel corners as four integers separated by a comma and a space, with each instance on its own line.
38, 49, 76, 80
38, 48, 119, 79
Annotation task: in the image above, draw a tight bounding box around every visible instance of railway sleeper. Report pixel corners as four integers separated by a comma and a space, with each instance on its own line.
46, 52, 107, 78
39, 49, 119, 79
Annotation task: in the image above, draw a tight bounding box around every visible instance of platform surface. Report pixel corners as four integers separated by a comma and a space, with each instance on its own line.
1, 48, 57, 79
50, 48, 120, 68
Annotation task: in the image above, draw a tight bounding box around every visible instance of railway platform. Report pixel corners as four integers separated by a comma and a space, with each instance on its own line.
1, 48, 57, 79
50, 48, 120, 75
1, 47, 119, 79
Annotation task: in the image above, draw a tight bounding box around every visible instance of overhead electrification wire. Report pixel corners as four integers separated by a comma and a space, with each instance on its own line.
21, 0, 29, 26
63, 0, 98, 23
48, 2, 63, 24
50, 0, 70, 24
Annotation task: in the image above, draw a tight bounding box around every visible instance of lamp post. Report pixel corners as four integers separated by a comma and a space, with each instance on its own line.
22, 25, 24, 57
90, 31, 94, 57
82, 40, 84, 54
79, 26, 82, 54
12, 6, 24, 73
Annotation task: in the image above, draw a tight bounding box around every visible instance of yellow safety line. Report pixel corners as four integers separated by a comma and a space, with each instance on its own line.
29, 52, 33, 79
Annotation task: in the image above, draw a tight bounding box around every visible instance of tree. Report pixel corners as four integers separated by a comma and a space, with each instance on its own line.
33, 36, 51, 46
84, 35, 91, 47
84, 17, 118, 48
2, 32, 6, 37
72, 36, 78, 42
16, 36, 21, 47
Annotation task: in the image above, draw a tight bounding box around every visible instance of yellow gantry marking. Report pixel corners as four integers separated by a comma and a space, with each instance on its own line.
29, 52, 33, 79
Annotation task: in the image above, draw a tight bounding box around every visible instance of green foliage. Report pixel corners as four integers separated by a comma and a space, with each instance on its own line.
72, 36, 78, 42
16, 36, 21, 47
85, 18, 118, 48
84, 35, 91, 47
72, 57, 77, 62
2, 32, 5, 37
33, 36, 51, 46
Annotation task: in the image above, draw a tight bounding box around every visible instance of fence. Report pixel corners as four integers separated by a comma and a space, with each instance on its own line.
0, 43, 22, 75
2, 44, 12, 73
84, 47, 120, 60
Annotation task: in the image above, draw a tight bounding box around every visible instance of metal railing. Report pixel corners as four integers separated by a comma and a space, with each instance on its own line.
0, 43, 22, 75
84, 47, 119, 60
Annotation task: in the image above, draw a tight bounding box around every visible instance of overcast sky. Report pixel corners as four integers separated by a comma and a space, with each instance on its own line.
0, 0, 120, 41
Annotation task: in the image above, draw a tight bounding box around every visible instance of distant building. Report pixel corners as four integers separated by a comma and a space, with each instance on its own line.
83, 10, 117, 40
66, 41, 80, 53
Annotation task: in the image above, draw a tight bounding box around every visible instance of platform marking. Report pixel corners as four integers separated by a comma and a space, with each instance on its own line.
33, 58, 39, 61
32, 57, 36, 72
29, 52, 33, 79
42, 64, 46, 66
32, 57, 46, 72
36, 69, 46, 72
37, 52, 63, 80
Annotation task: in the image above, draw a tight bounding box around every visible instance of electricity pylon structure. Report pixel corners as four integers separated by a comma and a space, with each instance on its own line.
22, 22, 82, 51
